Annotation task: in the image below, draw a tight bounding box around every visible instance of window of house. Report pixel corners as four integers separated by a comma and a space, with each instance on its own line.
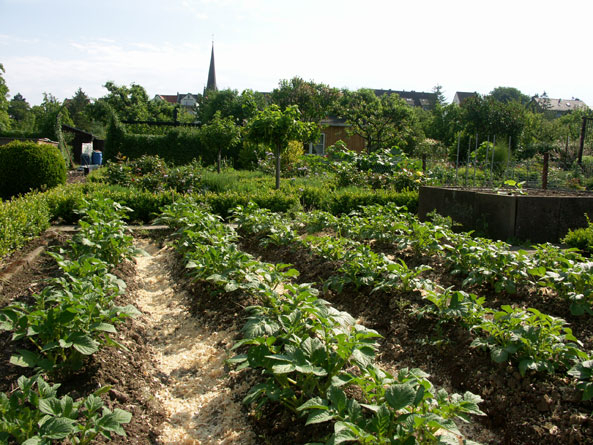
308, 133, 326, 155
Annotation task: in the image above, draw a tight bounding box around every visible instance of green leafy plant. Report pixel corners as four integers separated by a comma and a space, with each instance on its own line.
471, 305, 586, 375
0, 375, 131, 444
562, 214, 593, 256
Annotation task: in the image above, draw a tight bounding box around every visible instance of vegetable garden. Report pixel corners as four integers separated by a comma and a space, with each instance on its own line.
2, 144, 593, 443
3, 192, 593, 443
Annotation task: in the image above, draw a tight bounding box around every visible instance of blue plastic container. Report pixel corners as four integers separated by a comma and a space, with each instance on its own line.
91, 151, 103, 165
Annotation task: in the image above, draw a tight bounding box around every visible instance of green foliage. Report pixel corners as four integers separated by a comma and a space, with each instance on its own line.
198, 88, 263, 125
461, 95, 525, 152
0, 63, 11, 132
200, 111, 241, 173
562, 215, 593, 255
471, 141, 510, 175
0, 376, 131, 444
489, 86, 530, 105
0, 192, 50, 259
0, 198, 140, 373
337, 89, 422, 154
0, 140, 67, 199
327, 145, 424, 191
568, 358, 593, 402
159, 201, 485, 444
471, 306, 586, 376
104, 117, 207, 165
271, 77, 341, 123
69, 198, 138, 266
246, 104, 318, 189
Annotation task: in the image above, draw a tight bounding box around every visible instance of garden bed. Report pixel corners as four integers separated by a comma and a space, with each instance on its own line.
418, 186, 593, 242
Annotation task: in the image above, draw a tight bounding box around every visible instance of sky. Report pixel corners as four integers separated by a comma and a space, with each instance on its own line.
1, 0, 592, 107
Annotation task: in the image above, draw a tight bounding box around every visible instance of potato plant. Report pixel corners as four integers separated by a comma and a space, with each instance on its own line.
160, 200, 486, 444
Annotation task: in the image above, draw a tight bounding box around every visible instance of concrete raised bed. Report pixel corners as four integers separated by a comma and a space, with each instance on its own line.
418, 186, 593, 243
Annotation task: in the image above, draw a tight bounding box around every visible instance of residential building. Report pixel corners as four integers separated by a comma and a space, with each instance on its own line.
452, 91, 478, 105
528, 96, 588, 117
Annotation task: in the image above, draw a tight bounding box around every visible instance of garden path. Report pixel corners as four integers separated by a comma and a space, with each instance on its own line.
133, 240, 256, 444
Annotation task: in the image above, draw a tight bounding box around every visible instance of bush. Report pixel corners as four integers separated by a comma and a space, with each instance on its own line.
0, 192, 50, 258
562, 215, 593, 255
0, 141, 67, 199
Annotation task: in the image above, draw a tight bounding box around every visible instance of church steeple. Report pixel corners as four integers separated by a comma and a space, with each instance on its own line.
206, 42, 217, 93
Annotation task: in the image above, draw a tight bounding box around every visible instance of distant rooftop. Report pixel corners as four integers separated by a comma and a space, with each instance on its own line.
531, 96, 587, 112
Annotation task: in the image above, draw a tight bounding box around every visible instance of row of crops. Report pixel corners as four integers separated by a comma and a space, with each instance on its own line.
0, 199, 140, 444
230, 203, 593, 398
3, 195, 592, 442
156, 200, 487, 444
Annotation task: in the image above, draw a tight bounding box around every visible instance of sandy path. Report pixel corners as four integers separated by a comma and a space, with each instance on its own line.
133, 240, 256, 445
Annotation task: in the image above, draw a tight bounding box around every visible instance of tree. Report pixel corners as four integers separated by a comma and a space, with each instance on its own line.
432, 85, 447, 107
461, 95, 525, 151
65, 88, 92, 131
489, 86, 530, 105
8, 93, 35, 131
338, 89, 420, 154
271, 77, 341, 122
246, 105, 317, 189
198, 88, 263, 125
30, 93, 73, 140
0, 63, 10, 132
200, 111, 241, 173
424, 102, 464, 149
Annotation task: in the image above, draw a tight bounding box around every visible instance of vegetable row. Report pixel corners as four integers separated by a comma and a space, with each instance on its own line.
0, 198, 139, 444
230, 203, 593, 400
156, 200, 486, 445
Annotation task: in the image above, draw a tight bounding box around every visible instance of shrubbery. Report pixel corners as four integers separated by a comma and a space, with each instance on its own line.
563, 215, 593, 255
0, 141, 67, 199
104, 118, 208, 165
0, 192, 50, 258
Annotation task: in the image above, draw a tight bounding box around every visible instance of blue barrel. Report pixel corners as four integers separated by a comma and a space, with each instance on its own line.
91, 151, 103, 165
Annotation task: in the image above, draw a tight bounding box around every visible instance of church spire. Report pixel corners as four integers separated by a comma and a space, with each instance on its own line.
206, 42, 217, 92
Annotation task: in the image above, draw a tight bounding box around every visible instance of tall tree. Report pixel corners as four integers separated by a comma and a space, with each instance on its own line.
30, 93, 73, 140
271, 77, 341, 122
8, 93, 32, 124
489, 86, 530, 105
198, 88, 263, 125
462, 95, 525, 151
65, 88, 92, 131
200, 111, 241, 173
338, 89, 420, 154
246, 105, 316, 189
0, 64, 10, 132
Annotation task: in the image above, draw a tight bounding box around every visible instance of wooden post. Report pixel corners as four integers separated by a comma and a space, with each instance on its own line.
578, 116, 587, 165
542, 152, 549, 190
455, 133, 461, 185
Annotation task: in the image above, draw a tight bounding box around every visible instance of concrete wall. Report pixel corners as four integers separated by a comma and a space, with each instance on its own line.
418, 186, 593, 243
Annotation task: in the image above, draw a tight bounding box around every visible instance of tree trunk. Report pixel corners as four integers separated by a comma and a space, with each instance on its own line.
217, 149, 221, 174
275, 151, 281, 190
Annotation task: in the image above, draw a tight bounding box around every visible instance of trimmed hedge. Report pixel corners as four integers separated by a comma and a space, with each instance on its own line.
0, 141, 67, 199
300, 187, 418, 214
104, 118, 209, 165
0, 192, 50, 258
0, 180, 419, 259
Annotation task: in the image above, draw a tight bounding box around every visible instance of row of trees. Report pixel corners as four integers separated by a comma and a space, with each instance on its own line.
1, 62, 591, 167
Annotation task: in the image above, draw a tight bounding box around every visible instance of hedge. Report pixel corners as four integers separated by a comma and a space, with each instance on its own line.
0, 192, 51, 258
1, 182, 419, 260
104, 118, 210, 165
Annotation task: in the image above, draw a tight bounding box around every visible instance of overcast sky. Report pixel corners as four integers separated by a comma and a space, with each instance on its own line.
1, 0, 592, 106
